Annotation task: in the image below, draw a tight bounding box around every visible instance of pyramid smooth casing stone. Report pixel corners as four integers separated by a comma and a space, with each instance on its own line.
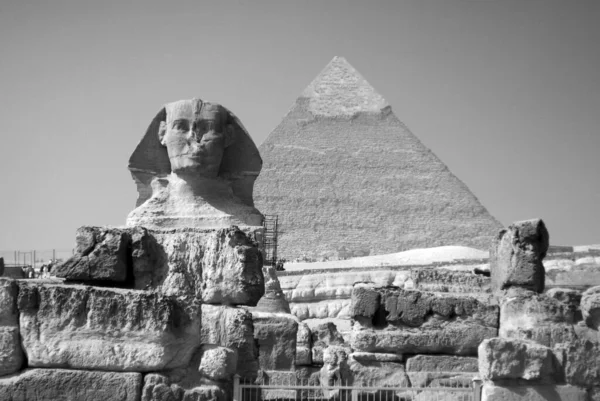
0, 369, 142, 401
254, 56, 502, 260
490, 219, 549, 293
17, 282, 201, 371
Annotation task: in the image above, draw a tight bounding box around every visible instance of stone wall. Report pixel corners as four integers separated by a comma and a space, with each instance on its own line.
0, 225, 270, 401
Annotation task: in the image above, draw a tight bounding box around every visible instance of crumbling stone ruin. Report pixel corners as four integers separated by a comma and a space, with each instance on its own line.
1, 63, 600, 401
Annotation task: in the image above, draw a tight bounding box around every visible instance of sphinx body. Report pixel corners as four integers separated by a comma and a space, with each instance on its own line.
126, 98, 264, 230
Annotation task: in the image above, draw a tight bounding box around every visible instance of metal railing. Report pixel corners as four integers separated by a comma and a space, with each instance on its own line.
0, 249, 74, 270
234, 374, 482, 401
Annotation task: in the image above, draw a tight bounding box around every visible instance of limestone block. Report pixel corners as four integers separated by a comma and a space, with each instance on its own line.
0, 369, 142, 401
351, 352, 403, 363
406, 355, 477, 388
198, 345, 238, 381
555, 339, 600, 388
481, 383, 588, 401
296, 322, 312, 366
0, 327, 23, 376
591, 387, 600, 401
350, 284, 380, 319
201, 226, 264, 306
581, 286, 600, 329
130, 226, 167, 290
545, 288, 582, 309
0, 279, 22, 377
200, 304, 258, 377
311, 322, 347, 364
141, 373, 226, 401
0, 279, 18, 326
478, 338, 560, 382
351, 288, 497, 355
412, 268, 491, 294
348, 357, 409, 387
55, 226, 130, 282
490, 219, 549, 293
251, 311, 298, 370
17, 282, 201, 371
500, 289, 577, 347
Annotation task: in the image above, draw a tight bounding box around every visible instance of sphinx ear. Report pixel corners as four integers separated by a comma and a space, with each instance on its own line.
158, 121, 167, 146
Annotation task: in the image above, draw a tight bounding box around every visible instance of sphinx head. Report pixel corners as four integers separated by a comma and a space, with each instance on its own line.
128, 98, 262, 207
159, 99, 235, 178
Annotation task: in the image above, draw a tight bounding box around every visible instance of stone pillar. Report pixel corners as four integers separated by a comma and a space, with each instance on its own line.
490, 219, 549, 293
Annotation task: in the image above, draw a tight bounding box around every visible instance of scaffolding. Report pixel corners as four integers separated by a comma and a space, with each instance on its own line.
262, 215, 279, 267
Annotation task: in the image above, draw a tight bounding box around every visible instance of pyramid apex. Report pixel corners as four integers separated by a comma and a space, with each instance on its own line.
300, 57, 390, 117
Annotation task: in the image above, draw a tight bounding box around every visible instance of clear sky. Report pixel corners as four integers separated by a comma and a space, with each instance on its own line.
1, 0, 599, 252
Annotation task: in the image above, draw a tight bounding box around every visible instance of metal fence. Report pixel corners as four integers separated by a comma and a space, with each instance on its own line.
0, 249, 74, 270
234, 374, 482, 401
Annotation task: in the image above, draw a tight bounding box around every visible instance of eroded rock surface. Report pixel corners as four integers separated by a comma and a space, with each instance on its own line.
490, 219, 549, 293
0, 369, 142, 401
478, 338, 560, 383
0, 279, 22, 376
351, 287, 498, 355
581, 286, 600, 330
18, 282, 201, 371
200, 304, 258, 378
251, 311, 298, 370
406, 355, 478, 388
201, 226, 264, 306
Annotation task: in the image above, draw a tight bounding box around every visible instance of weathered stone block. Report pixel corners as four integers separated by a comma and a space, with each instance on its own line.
0, 279, 18, 326
311, 322, 347, 364
478, 338, 560, 382
255, 265, 291, 313
481, 383, 587, 401
0, 369, 142, 401
351, 352, 403, 363
201, 226, 264, 306
555, 339, 600, 388
350, 284, 380, 318
296, 322, 312, 366
199, 345, 238, 381
56, 226, 130, 282
351, 288, 498, 355
0, 327, 23, 376
500, 289, 577, 347
141, 373, 226, 401
581, 286, 600, 330
406, 355, 477, 388
200, 304, 258, 377
18, 282, 201, 371
490, 219, 549, 293
348, 357, 410, 387
412, 268, 491, 294
252, 311, 298, 370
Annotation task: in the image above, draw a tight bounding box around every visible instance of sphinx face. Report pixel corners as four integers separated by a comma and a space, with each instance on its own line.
161, 99, 231, 177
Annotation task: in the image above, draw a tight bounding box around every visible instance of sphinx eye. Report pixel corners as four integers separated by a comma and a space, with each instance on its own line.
172, 120, 189, 131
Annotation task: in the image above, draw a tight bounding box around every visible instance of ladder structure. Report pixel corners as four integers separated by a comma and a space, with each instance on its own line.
262, 215, 279, 267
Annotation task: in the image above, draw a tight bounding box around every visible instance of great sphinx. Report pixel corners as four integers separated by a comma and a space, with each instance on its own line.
127, 98, 264, 229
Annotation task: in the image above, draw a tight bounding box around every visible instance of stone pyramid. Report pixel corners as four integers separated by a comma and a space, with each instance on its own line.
254, 56, 502, 261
